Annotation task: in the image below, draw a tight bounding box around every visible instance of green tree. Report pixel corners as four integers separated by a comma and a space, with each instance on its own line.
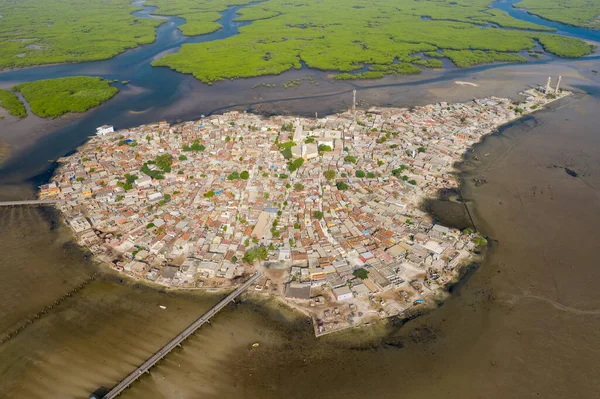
280, 147, 293, 160
344, 155, 357, 164
278, 141, 296, 149
473, 236, 488, 247
353, 268, 369, 279
313, 211, 324, 219
336, 181, 349, 190
155, 154, 173, 172
288, 157, 305, 172
204, 190, 215, 198
355, 170, 366, 178
323, 169, 336, 181
391, 165, 407, 177
243, 246, 268, 264
240, 170, 250, 179
294, 182, 305, 192
184, 139, 205, 152
178, 154, 187, 161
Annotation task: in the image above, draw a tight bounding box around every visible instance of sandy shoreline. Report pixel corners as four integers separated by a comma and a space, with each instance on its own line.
40, 83, 571, 337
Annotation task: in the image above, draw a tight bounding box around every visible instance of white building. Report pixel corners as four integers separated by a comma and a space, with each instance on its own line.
148, 192, 163, 202
96, 125, 114, 136
333, 286, 353, 301
136, 176, 152, 188
69, 216, 92, 233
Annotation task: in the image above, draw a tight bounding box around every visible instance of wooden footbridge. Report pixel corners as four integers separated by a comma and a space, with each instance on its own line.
0, 199, 62, 207
100, 271, 262, 399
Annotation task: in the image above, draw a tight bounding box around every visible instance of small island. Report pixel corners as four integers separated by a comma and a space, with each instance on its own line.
42, 82, 569, 336
13, 76, 118, 118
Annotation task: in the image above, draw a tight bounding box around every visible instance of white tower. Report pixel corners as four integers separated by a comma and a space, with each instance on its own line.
352, 89, 356, 112
555, 76, 562, 93
293, 117, 304, 143
545, 76, 552, 94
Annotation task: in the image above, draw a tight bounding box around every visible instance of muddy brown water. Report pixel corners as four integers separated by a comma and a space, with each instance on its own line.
1, 61, 600, 398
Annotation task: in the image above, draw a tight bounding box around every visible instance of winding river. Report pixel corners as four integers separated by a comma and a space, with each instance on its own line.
0, 0, 598, 187
0, 2, 599, 398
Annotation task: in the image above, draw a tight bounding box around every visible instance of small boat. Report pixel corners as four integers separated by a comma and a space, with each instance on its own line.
251, 342, 260, 348
159, 305, 166, 309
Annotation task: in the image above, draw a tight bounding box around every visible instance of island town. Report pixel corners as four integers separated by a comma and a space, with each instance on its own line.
40, 81, 568, 336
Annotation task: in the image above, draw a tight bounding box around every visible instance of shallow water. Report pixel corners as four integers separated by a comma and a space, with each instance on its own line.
0, 62, 598, 398
2, 0, 600, 183
1, 2, 600, 398
491, 0, 600, 41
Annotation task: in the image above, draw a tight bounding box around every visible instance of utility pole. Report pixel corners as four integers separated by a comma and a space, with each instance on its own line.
555, 76, 562, 93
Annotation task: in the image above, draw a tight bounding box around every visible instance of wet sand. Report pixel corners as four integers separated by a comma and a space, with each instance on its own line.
0, 60, 599, 398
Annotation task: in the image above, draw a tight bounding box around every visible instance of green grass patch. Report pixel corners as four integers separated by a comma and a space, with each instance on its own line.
515, 0, 600, 29
0, 0, 163, 69
152, 0, 593, 83
411, 58, 444, 68
0, 89, 26, 117
536, 34, 597, 57
146, 0, 256, 35
13, 76, 118, 118
442, 50, 528, 67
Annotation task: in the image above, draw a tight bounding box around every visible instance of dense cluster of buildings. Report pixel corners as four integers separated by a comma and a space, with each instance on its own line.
42, 86, 568, 335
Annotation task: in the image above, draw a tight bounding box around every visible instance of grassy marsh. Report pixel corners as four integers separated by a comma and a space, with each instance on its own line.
13, 77, 118, 118
0, 0, 164, 69
152, 0, 595, 84
515, 0, 600, 29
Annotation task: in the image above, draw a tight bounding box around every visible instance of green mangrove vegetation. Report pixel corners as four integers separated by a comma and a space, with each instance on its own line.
1, 0, 595, 79
441, 50, 528, 67
0, 89, 26, 118
536, 35, 598, 57
145, 0, 256, 35
152, 0, 595, 84
13, 77, 118, 118
515, 0, 600, 29
0, 0, 163, 69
